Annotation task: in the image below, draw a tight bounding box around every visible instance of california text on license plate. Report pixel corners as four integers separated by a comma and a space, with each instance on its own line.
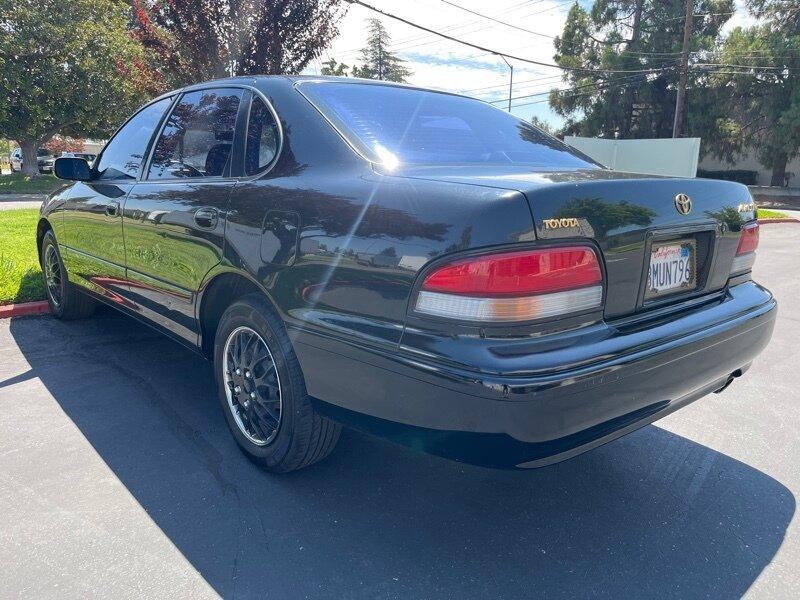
646, 239, 697, 299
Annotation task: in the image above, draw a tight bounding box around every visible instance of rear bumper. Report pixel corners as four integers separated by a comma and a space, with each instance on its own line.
294, 282, 776, 468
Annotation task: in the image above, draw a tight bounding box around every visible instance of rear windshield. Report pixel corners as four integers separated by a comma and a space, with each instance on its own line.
299, 81, 596, 169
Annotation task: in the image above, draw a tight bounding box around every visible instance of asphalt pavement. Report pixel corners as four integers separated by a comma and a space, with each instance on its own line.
0, 224, 798, 599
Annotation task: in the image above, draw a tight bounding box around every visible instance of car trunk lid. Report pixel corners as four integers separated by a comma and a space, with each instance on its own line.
389, 166, 756, 318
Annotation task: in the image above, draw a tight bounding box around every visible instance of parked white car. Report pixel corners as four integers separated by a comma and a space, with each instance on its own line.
9, 148, 58, 173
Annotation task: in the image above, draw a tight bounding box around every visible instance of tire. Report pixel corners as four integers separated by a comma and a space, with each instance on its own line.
40, 230, 95, 320
214, 294, 341, 472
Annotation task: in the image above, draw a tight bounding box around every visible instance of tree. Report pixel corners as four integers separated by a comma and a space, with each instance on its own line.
44, 137, 86, 156
550, 1, 733, 139
132, 0, 345, 84
696, 4, 800, 185
351, 19, 411, 82
321, 58, 350, 77
530, 116, 555, 136
0, 0, 150, 176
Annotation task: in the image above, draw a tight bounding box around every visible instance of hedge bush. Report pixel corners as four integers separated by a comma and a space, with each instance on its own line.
697, 169, 759, 185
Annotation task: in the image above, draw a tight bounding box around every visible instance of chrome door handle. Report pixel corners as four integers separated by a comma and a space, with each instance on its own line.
105, 201, 120, 217
194, 207, 218, 229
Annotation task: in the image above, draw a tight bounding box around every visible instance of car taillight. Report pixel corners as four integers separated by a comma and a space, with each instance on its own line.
414, 246, 603, 322
731, 221, 759, 274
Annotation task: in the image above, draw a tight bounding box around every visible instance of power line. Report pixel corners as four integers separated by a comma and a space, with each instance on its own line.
343, 0, 679, 75
695, 61, 800, 70
509, 74, 656, 109
436, 0, 559, 41
434, 0, 690, 58
488, 71, 662, 104
388, 1, 575, 55
334, 0, 558, 57
459, 73, 565, 94
503, 64, 800, 112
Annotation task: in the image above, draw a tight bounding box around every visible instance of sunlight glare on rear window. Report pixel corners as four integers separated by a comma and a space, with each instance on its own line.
299, 82, 598, 170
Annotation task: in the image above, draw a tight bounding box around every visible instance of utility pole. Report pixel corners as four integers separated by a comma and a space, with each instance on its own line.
497, 54, 513, 112
672, 0, 694, 138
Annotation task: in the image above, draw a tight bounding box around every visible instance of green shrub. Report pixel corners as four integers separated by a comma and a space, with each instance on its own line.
697, 169, 759, 185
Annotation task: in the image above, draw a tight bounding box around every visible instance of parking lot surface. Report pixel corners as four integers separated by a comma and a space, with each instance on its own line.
0, 224, 798, 599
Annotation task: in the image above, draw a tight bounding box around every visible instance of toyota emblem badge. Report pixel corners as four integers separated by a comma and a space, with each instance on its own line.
675, 193, 692, 215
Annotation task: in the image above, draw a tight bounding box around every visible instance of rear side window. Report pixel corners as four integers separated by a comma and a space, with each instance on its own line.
245, 96, 280, 175
96, 97, 172, 180
299, 82, 596, 169
148, 88, 243, 179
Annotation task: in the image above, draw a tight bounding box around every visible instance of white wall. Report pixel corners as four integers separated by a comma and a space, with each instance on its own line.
565, 136, 701, 178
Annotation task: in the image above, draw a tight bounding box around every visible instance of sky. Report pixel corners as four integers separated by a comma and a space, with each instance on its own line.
304, 0, 757, 129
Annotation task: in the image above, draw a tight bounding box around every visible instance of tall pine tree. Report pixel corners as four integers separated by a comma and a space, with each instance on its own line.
351, 19, 411, 83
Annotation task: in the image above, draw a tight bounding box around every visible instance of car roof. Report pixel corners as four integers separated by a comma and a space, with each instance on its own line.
151, 75, 473, 104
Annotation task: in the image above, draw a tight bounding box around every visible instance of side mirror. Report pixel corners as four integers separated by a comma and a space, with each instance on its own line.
54, 157, 92, 181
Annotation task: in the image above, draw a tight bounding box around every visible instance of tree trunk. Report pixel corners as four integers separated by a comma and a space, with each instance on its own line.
19, 140, 40, 178
770, 154, 788, 187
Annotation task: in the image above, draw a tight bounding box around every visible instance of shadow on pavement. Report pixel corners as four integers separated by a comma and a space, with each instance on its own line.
8, 312, 795, 599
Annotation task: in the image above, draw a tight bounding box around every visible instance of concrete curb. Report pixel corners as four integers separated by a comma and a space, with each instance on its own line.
758, 218, 800, 225
0, 301, 50, 319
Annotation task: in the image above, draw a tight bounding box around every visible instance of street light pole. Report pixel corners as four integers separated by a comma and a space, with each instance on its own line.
497, 54, 513, 112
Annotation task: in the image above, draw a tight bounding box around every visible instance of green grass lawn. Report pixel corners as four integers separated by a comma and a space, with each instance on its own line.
0, 172, 64, 195
758, 208, 789, 219
0, 209, 45, 305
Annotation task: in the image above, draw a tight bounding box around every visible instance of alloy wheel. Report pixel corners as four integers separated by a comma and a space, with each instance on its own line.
223, 326, 282, 445
43, 245, 62, 308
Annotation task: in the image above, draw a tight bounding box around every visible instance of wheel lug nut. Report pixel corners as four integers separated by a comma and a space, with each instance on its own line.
245, 371, 251, 378
235, 368, 241, 375
234, 386, 241, 394
250, 392, 256, 399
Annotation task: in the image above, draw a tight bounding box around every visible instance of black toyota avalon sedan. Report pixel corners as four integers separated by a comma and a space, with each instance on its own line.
42, 76, 776, 472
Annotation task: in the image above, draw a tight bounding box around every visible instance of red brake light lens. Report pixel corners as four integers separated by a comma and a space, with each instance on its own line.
736, 221, 759, 255
421, 247, 602, 297
415, 247, 604, 322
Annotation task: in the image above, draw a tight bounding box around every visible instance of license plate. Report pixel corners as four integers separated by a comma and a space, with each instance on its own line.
645, 239, 697, 299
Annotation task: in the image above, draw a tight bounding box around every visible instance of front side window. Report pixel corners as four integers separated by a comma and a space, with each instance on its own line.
148, 88, 243, 179
299, 82, 598, 170
245, 96, 280, 175
95, 97, 172, 180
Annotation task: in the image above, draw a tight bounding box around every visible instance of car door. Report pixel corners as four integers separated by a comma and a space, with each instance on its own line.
122, 87, 244, 345
60, 97, 174, 304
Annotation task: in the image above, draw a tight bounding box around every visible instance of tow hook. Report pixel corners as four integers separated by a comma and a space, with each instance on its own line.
714, 369, 743, 394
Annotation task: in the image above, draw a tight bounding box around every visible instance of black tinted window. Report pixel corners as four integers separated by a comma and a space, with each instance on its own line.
301, 82, 596, 169
96, 98, 172, 180
148, 89, 243, 179
245, 96, 280, 175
